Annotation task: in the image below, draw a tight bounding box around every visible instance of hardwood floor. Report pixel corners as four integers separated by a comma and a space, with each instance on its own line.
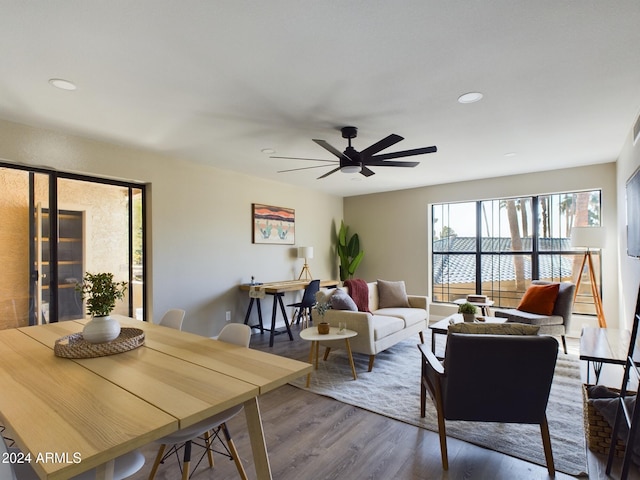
130, 324, 639, 480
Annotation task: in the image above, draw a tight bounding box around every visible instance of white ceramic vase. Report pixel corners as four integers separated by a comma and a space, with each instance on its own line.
82, 315, 121, 343
462, 313, 476, 323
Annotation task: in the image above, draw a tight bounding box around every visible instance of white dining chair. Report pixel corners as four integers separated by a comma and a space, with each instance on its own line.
148, 323, 251, 480
1, 436, 145, 480
0, 436, 17, 480
215, 322, 252, 344
158, 308, 185, 330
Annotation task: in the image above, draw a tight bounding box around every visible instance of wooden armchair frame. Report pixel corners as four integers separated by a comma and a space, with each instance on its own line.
419, 333, 558, 475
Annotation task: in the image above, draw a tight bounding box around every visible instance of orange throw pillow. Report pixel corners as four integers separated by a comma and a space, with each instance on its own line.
517, 283, 559, 316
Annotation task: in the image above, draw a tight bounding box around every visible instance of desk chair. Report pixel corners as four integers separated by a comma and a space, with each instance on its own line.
287, 279, 320, 328
2, 436, 145, 480
158, 308, 186, 330
419, 333, 558, 475
149, 323, 251, 480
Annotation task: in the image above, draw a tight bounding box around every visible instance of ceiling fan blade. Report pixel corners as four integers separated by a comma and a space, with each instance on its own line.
365, 160, 419, 168
360, 166, 375, 177
271, 156, 337, 163
277, 164, 338, 173
317, 166, 341, 179
370, 145, 437, 161
359, 134, 403, 158
313, 139, 350, 161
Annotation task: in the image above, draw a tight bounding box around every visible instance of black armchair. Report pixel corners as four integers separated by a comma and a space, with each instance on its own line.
419, 332, 559, 475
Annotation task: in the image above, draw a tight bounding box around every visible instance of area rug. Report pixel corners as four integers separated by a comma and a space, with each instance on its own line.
289, 337, 588, 477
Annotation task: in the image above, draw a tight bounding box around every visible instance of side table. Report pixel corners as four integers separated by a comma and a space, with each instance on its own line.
453, 298, 495, 316
300, 326, 358, 387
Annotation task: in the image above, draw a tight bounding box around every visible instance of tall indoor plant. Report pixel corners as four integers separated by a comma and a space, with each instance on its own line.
337, 220, 364, 281
76, 272, 127, 343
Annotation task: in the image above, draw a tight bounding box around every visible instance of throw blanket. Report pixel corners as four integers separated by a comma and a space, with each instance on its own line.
590, 384, 640, 465
345, 278, 370, 312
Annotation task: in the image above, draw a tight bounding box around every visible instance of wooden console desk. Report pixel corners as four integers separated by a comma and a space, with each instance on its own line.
239, 279, 339, 347
580, 327, 640, 383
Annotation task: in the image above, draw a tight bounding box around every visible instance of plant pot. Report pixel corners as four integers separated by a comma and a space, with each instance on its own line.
83, 315, 121, 343
317, 322, 330, 334
462, 313, 476, 322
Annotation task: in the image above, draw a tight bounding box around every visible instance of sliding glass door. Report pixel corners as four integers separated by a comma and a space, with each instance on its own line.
0, 168, 49, 328
0, 163, 146, 327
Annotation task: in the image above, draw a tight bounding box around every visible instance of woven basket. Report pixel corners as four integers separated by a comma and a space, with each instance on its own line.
582, 383, 627, 458
54, 327, 145, 359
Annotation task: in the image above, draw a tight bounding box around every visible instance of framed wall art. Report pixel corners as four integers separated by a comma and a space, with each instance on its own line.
252, 203, 295, 244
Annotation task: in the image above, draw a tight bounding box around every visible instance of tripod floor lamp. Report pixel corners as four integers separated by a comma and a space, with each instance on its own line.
571, 226, 606, 328
297, 246, 314, 280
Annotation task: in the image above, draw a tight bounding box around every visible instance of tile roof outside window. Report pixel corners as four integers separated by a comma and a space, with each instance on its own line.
433, 236, 575, 285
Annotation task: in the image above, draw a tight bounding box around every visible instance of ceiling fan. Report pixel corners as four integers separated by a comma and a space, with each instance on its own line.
273, 126, 437, 179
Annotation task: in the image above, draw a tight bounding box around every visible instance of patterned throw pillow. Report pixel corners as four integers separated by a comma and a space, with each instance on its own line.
377, 279, 411, 308
448, 322, 540, 335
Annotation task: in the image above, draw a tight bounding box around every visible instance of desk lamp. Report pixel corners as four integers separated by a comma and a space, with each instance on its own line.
297, 246, 313, 280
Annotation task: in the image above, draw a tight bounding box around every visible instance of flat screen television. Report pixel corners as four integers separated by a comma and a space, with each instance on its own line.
627, 166, 640, 257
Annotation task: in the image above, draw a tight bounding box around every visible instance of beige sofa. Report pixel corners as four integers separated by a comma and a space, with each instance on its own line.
317, 281, 429, 371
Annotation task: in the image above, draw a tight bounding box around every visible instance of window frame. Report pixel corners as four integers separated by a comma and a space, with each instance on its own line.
431, 190, 602, 313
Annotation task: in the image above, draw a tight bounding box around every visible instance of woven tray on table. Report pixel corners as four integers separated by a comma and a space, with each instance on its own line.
582, 383, 627, 458
54, 327, 145, 359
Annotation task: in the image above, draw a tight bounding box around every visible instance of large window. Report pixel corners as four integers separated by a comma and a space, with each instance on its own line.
432, 190, 601, 314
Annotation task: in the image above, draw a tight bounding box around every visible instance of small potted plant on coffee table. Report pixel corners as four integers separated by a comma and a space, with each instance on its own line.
458, 302, 477, 322
314, 290, 331, 334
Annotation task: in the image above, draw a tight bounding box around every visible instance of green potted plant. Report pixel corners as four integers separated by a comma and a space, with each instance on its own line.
337, 220, 364, 281
314, 290, 332, 334
76, 272, 127, 343
458, 302, 477, 322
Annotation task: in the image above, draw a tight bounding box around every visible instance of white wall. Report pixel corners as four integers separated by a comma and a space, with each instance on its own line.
616, 121, 640, 329
0, 119, 343, 336
344, 163, 619, 329
4, 114, 634, 334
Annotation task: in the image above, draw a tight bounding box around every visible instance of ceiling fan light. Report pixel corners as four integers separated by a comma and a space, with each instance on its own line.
340, 165, 361, 174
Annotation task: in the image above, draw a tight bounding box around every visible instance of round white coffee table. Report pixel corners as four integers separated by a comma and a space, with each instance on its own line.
300, 326, 358, 387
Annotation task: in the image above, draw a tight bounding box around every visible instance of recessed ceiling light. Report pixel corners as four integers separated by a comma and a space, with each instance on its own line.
49, 78, 77, 91
261, 148, 276, 155
458, 92, 483, 104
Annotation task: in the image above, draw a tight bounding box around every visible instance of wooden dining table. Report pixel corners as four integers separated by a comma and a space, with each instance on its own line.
0, 316, 311, 480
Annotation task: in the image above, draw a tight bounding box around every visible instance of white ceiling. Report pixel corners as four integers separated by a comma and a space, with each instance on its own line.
1, 1, 640, 197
